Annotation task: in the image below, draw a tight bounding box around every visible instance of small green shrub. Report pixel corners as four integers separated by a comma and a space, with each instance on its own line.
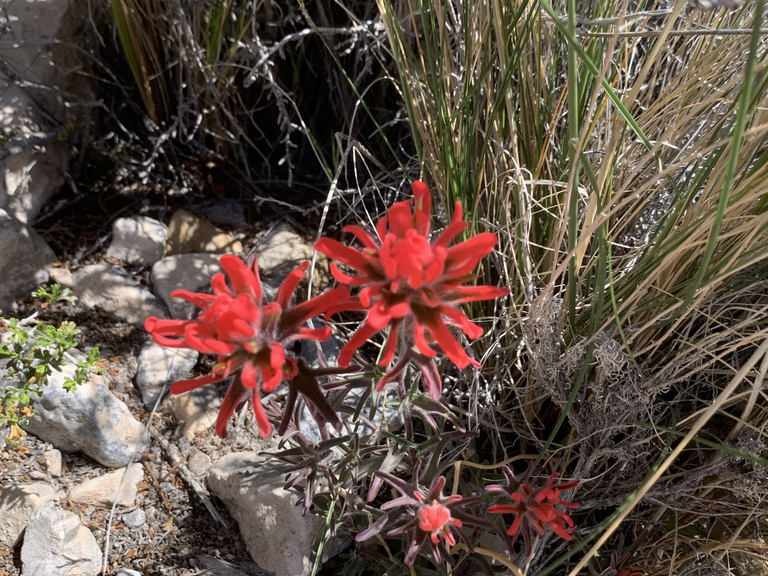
0, 285, 102, 448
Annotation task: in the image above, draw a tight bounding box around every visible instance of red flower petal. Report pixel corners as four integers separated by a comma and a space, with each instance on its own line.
447, 285, 510, 304
342, 224, 380, 250
221, 254, 262, 301
433, 203, 466, 248
339, 322, 379, 367
170, 373, 224, 395
421, 313, 478, 369
379, 319, 402, 366
276, 261, 309, 308
412, 181, 432, 236
216, 377, 249, 438
439, 305, 484, 339
315, 238, 372, 274
170, 289, 216, 309
444, 233, 498, 277
184, 324, 238, 355
387, 201, 415, 237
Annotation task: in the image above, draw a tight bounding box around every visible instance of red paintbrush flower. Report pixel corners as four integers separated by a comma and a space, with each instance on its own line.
487, 466, 579, 555
315, 181, 508, 399
356, 473, 495, 566
144, 254, 349, 439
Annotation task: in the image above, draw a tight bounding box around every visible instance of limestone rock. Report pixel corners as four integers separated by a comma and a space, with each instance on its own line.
42, 449, 62, 477
0, 0, 83, 225
69, 463, 144, 507
23, 352, 149, 467
0, 209, 55, 313
72, 264, 167, 325
194, 554, 271, 576
150, 253, 222, 319
136, 341, 199, 409
187, 448, 212, 476
166, 210, 242, 255
21, 504, 102, 576
0, 482, 55, 547
255, 224, 312, 275
168, 386, 221, 440
207, 452, 341, 576
122, 509, 146, 529
105, 216, 168, 268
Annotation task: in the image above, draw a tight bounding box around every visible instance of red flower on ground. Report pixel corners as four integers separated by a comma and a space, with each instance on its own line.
487, 465, 579, 555
144, 254, 349, 439
356, 472, 495, 566
315, 180, 508, 398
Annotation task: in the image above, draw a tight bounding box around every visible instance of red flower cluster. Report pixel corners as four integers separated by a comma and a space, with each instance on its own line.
487, 466, 579, 554
357, 473, 495, 566
316, 181, 508, 398
144, 255, 349, 439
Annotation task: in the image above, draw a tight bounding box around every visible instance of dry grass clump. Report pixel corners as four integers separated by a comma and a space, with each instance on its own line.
376, 0, 768, 573
94, 0, 406, 204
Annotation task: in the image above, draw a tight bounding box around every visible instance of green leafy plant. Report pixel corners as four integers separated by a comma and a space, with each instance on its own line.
0, 285, 102, 447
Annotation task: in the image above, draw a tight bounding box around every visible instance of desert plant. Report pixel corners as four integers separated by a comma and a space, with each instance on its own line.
0, 285, 102, 449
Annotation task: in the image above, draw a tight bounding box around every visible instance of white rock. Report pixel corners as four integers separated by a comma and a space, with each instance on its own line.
105, 216, 168, 267
207, 452, 339, 576
72, 264, 167, 325
42, 449, 62, 477
165, 209, 242, 255
194, 555, 263, 576
115, 569, 142, 576
0, 209, 55, 312
21, 504, 102, 576
255, 224, 313, 276
122, 509, 146, 529
136, 341, 199, 409
168, 386, 221, 440
187, 448, 212, 476
0, 482, 55, 547
23, 351, 150, 468
69, 463, 144, 507
0, 0, 81, 225
150, 253, 223, 319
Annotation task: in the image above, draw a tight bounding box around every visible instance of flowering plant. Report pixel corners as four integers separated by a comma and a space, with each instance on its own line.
487, 464, 579, 555
145, 255, 351, 438
142, 180, 591, 573
356, 471, 495, 566
315, 181, 508, 399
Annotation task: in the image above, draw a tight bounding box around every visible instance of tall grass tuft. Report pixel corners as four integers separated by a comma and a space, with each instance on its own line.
378, 0, 768, 572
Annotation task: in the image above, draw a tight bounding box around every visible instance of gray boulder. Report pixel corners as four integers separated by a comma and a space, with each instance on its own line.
23, 353, 149, 467
150, 253, 223, 319
207, 452, 342, 576
72, 264, 167, 325
105, 216, 168, 268
136, 341, 199, 409
0, 209, 55, 313
0, 0, 94, 225
21, 504, 102, 576
0, 482, 55, 547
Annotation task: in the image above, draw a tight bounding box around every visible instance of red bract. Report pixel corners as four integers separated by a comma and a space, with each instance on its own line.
144, 254, 349, 439
357, 473, 495, 566
487, 466, 579, 555
315, 181, 508, 398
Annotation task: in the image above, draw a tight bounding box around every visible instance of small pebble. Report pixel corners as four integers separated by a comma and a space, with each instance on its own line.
122, 509, 146, 529
116, 569, 142, 576
28, 470, 47, 480
187, 448, 211, 476
42, 449, 62, 477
